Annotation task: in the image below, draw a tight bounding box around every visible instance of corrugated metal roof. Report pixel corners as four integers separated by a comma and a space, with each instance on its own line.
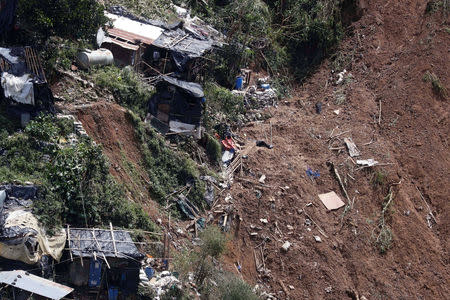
105, 12, 163, 45
103, 37, 140, 51
0, 270, 73, 299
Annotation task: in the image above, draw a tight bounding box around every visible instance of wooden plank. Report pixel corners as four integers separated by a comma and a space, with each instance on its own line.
110, 222, 118, 257
92, 229, 110, 269
67, 225, 73, 262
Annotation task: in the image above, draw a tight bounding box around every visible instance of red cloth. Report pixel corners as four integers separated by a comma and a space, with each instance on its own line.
221, 137, 236, 150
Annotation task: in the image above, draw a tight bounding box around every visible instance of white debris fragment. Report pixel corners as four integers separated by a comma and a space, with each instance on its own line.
356, 159, 379, 167
336, 69, 347, 84
259, 174, 266, 184
287, 225, 294, 230
260, 218, 269, 224
281, 241, 291, 252
333, 109, 340, 115
314, 236, 322, 243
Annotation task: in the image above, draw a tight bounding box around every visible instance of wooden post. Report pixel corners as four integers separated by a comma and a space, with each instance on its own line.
110, 222, 118, 257
67, 225, 73, 262
92, 229, 110, 269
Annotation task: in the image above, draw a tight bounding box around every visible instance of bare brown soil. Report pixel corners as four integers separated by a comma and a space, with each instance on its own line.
222, 1, 449, 299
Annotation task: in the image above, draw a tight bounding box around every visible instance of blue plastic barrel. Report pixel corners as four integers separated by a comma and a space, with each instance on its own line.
235, 76, 244, 90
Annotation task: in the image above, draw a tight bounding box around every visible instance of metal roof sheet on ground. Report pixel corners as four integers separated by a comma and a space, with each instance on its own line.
0, 270, 73, 299
105, 12, 163, 45
67, 228, 144, 260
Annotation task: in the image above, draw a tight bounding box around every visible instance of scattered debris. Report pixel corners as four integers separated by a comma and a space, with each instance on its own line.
306, 168, 320, 179
336, 69, 347, 84
325, 286, 333, 293
260, 218, 269, 224
318, 191, 346, 211
344, 137, 360, 157
314, 236, 322, 243
356, 158, 379, 167
256, 140, 274, 149
281, 241, 291, 252
259, 174, 266, 184
333, 109, 340, 115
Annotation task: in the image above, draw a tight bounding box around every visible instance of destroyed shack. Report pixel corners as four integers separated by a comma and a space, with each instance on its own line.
99, 7, 219, 80
63, 227, 145, 298
0, 47, 54, 126
147, 75, 204, 135
0, 185, 66, 275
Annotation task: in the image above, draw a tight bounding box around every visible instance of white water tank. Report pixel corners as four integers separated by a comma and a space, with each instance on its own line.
77, 48, 114, 69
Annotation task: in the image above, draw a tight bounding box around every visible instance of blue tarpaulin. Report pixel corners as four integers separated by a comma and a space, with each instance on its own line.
88, 259, 102, 287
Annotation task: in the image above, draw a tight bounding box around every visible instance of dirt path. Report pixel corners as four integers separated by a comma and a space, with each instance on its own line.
223, 1, 449, 299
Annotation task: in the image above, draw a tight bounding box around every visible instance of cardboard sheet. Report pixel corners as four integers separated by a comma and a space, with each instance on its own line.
318, 191, 346, 210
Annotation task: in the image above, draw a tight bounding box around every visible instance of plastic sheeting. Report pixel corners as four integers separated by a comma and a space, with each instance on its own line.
1, 72, 35, 105
0, 186, 66, 265
67, 228, 144, 260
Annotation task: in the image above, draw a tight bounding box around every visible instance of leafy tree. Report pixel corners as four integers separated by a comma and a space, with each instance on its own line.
17, 0, 107, 39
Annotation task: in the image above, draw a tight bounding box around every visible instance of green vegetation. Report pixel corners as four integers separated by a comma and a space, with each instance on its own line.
174, 226, 257, 298
423, 71, 448, 99
205, 133, 222, 164
0, 114, 155, 233
371, 170, 387, 187
219, 275, 260, 300
372, 187, 395, 254
128, 111, 206, 208
104, 0, 177, 22
203, 83, 245, 129
425, 0, 449, 14
17, 0, 107, 40
94, 66, 154, 118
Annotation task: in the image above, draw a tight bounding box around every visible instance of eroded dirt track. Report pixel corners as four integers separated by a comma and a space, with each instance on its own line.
224, 1, 449, 299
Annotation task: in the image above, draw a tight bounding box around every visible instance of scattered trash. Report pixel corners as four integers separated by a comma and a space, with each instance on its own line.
281, 241, 291, 252
259, 174, 266, 184
336, 69, 347, 84
260, 218, 269, 224
222, 150, 234, 164
314, 236, 322, 243
356, 158, 379, 167
318, 191, 346, 211
256, 140, 274, 149
344, 137, 360, 157
288, 285, 295, 290
315, 102, 322, 114
255, 190, 262, 199
333, 109, 340, 115
325, 286, 333, 293
286, 225, 294, 230
306, 168, 320, 179
404, 210, 411, 216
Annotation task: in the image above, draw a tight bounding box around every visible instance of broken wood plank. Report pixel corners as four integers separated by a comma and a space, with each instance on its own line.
344, 137, 360, 157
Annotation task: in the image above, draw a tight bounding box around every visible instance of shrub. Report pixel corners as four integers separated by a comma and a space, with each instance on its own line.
199, 226, 227, 258
94, 66, 154, 118
218, 275, 259, 300
205, 133, 222, 164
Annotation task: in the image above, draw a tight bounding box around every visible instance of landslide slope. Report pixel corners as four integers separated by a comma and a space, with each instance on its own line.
225, 1, 449, 299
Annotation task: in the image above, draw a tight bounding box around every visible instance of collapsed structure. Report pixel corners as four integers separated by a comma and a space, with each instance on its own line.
147, 75, 205, 136
98, 6, 222, 81
0, 47, 54, 126
0, 185, 66, 269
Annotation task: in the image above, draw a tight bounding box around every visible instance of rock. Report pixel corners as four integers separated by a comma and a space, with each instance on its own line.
156, 218, 162, 224
333, 109, 340, 115
288, 285, 295, 290
287, 225, 294, 230
260, 218, 269, 224
314, 236, 322, 243
325, 286, 332, 293
281, 241, 291, 252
